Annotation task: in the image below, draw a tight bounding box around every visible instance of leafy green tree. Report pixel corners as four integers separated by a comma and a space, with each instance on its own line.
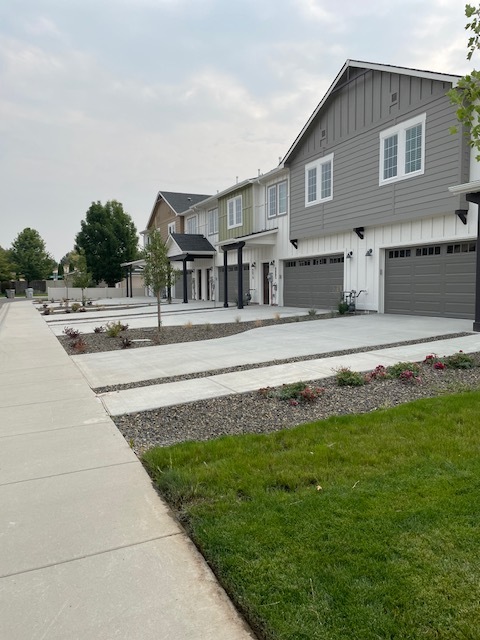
143, 230, 177, 330
10, 228, 55, 285
449, 4, 480, 158
0, 246, 15, 283
75, 200, 139, 287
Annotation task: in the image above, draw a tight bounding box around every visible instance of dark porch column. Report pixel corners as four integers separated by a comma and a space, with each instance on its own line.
237, 243, 245, 309
223, 249, 229, 308
129, 266, 133, 298
182, 258, 188, 303
125, 267, 130, 297
466, 193, 480, 331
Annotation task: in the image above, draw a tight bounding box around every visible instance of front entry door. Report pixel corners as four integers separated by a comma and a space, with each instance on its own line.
263, 263, 270, 305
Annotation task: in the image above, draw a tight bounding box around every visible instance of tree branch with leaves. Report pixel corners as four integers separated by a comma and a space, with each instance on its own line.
449, 4, 480, 159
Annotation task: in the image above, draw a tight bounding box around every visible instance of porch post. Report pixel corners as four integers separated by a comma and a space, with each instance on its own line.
466, 192, 480, 331
237, 242, 245, 309
129, 265, 133, 298
182, 258, 188, 303
125, 266, 130, 297
223, 249, 228, 308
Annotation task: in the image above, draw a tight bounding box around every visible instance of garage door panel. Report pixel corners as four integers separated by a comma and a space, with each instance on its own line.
385, 242, 475, 319
284, 256, 344, 309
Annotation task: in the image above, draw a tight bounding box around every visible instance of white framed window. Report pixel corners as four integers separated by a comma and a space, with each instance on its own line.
227, 195, 242, 229
167, 222, 176, 235
208, 208, 218, 235
379, 113, 426, 185
267, 181, 288, 218
304, 153, 333, 206
186, 216, 197, 234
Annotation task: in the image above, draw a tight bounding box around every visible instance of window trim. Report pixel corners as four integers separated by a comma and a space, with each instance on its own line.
379, 113, 426, 186
167, 222, 176, 235
208, 208, 218, 235
304, 153, 334, 207
185, 215, 198, 234
227, 195, 243, 229
267, 180, 288, 218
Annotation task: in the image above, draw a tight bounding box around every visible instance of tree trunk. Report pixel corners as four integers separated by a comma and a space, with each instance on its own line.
156, 291, 162, 331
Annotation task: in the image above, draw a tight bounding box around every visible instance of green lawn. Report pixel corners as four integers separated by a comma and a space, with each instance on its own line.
143, 392, 480, 640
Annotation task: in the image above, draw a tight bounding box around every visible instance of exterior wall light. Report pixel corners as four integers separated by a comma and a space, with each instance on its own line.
346, 251, 353, 259
365, 248, 373, 257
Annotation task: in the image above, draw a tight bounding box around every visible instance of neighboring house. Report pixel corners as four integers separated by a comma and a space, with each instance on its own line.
142, 190, 211, 299
139, 60, 478, 319
280, 59, 477, 318
143, 191, 211, 245
177, 166, 289, 306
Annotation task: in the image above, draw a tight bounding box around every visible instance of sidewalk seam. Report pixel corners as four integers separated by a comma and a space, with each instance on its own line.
0, 532, 183, 580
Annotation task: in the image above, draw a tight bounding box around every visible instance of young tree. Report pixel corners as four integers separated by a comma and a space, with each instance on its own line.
0, 246, 15, 283
143, 230, 176, 330
75, 200, 139, 286
10, 228, 55, 285
449, 4, 480, 158
62, 250, 92, 305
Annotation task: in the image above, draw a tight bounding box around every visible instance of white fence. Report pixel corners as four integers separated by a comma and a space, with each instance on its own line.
46, 286, 131, 301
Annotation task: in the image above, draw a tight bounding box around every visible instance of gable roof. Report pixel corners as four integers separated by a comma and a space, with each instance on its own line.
167, 233, 216, 261
282, 59, 461, 164
145, 190, 211, 231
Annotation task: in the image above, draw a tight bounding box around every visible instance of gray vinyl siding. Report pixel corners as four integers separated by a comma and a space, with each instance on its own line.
288, 70, 469, 240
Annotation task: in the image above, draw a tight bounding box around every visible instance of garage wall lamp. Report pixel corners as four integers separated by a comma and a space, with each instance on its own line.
365, 248, 373, 257
251, 262, 256, 269
270, 260, 275, 266
346, 251, 353, 259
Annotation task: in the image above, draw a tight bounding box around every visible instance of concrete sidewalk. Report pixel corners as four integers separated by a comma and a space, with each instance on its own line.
0, 301, 255, 640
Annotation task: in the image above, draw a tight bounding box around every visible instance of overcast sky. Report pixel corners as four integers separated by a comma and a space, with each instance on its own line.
0, 0, 472, 261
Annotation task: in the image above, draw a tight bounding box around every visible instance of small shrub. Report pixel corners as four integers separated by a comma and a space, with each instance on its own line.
184, 321, 193, 328
204, 322, 212, 331
370, 364, 389, 380
63, 326, 80, 339
273, 312, 281, 322
336, 367, 366, 386
399, 369, 422, 384
258, 382, 324, 404
387, 361, 420, 379
442, 351, 475, 369
71, 338, 87, 354
338, 301, 349, 315
94, 325, 105, 333
78, 307, 86, 313
308, 308, 317, 317
43, 308, 51, 315
71, 303, 81, 312
105, 321, 126, 337
254, 319, 264, 328
121, 337, 133, 349
235, 316, 241, 324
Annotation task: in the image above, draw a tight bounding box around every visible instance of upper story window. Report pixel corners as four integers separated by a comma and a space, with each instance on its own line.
379, 113, 426, 185
167, 222, 176, 235
305, 153, 333, 207
208, 208, 218, 235
267, 180, 288, 218
227, 195, 242, 229
185, 216, 197, 234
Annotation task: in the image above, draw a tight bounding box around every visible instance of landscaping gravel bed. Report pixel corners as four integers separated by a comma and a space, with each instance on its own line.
55, 316, 480, 454
113, 354, 480, 454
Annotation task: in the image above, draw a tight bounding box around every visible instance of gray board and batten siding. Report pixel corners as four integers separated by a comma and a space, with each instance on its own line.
384, 241, 476, 319
287, 68, 469, 240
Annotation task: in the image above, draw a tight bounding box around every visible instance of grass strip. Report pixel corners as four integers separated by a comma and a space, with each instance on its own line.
143, 391, 480, 640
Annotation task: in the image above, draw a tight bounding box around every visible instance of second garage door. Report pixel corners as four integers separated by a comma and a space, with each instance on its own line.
384, 241, 476, 319
283, 255, 344, 309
